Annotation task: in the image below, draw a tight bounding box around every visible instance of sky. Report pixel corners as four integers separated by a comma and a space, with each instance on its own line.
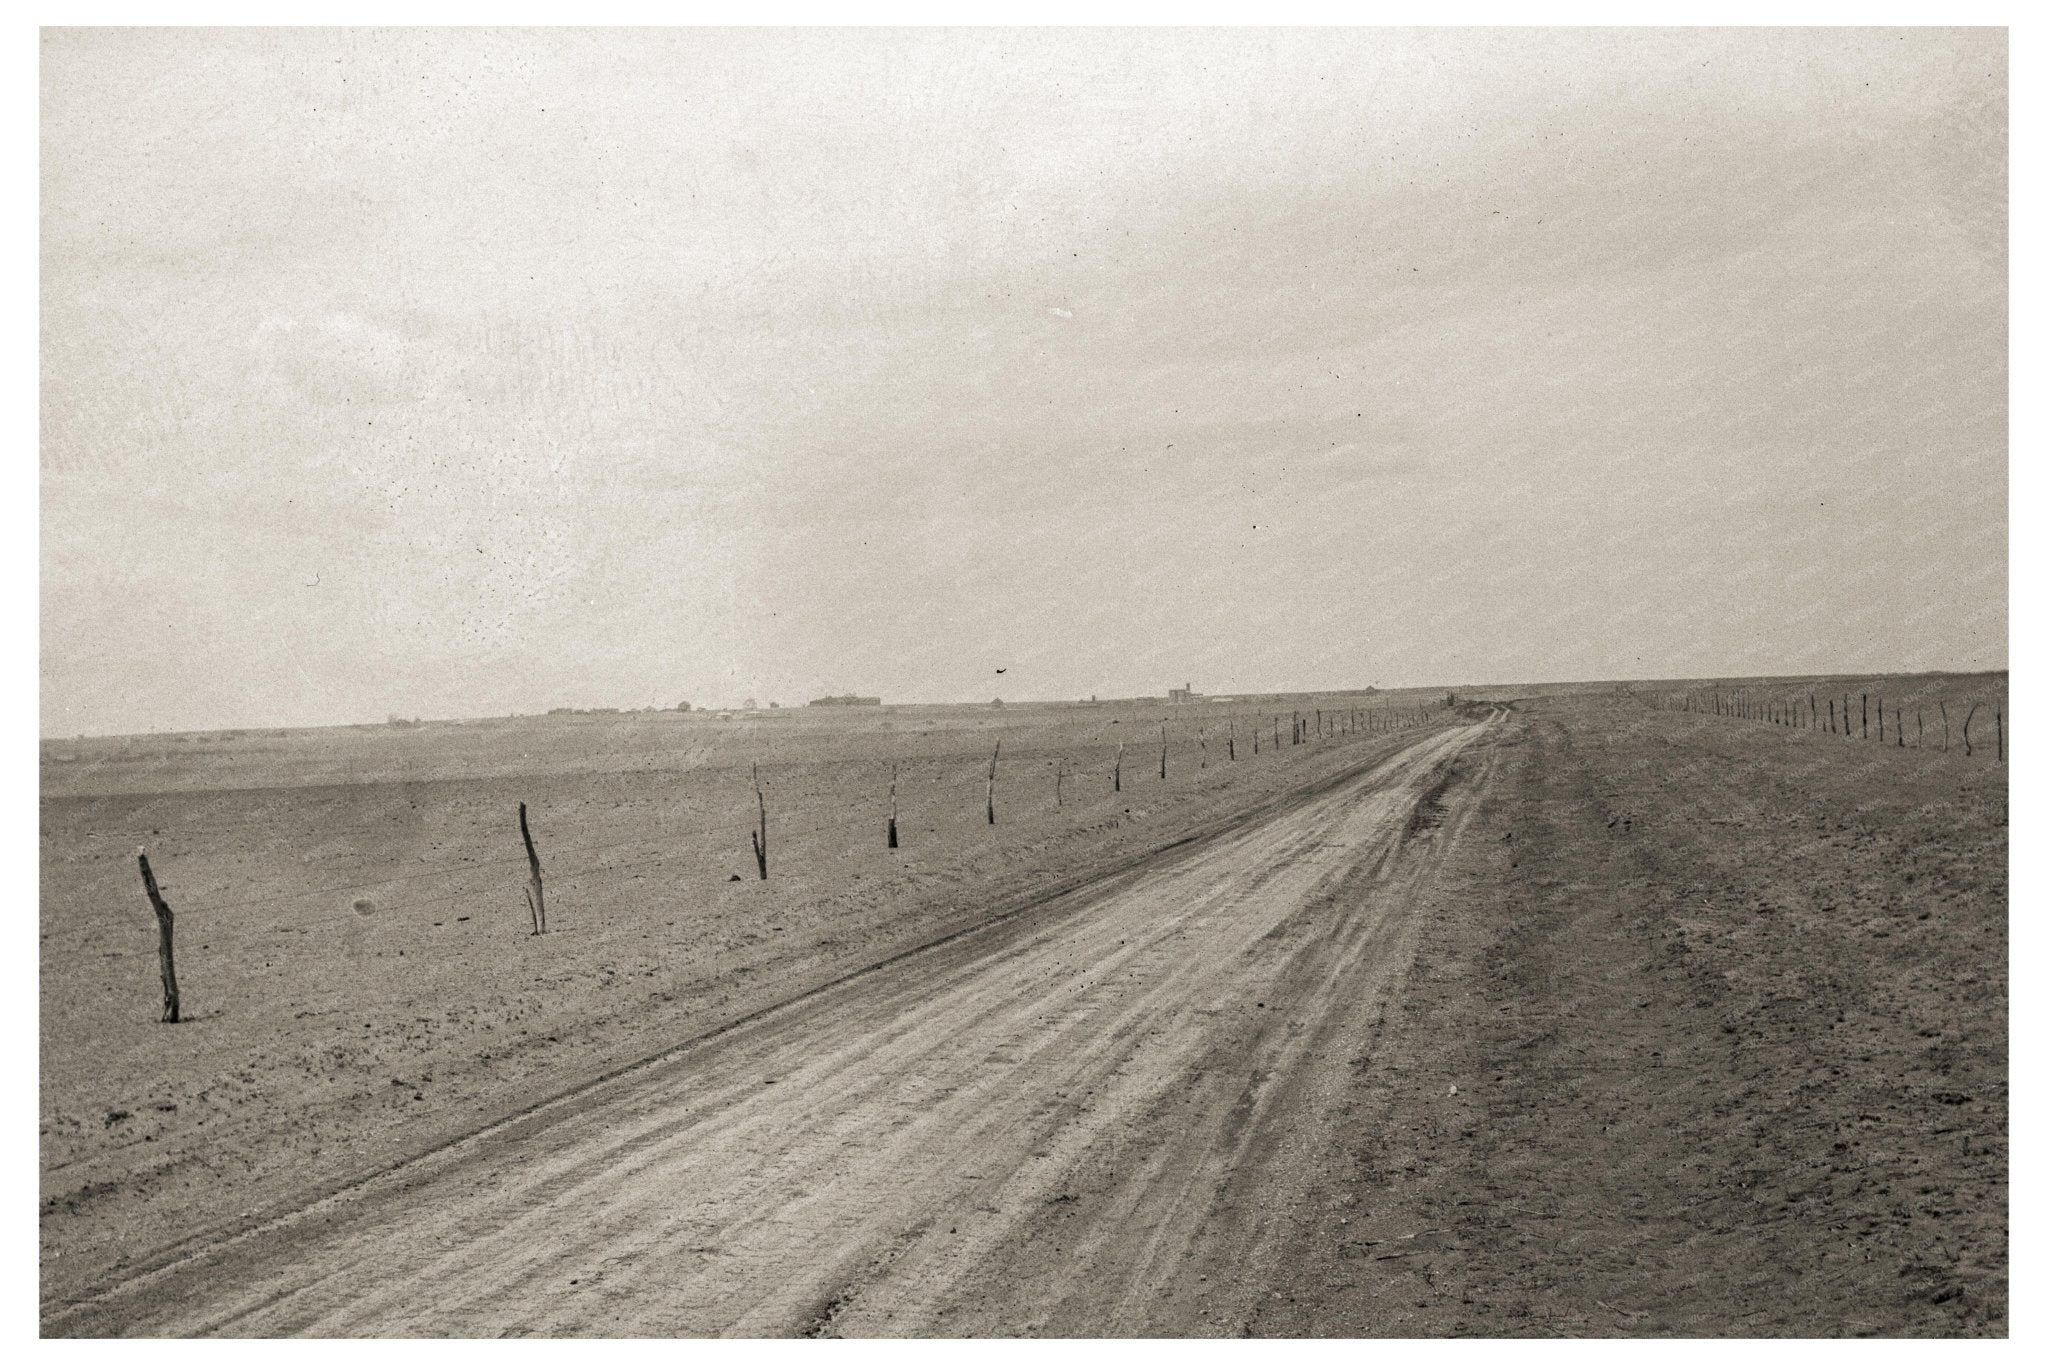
40, 27, 2007, 735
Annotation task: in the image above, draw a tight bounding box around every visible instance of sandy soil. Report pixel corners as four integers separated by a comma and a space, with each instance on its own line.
41, 695, 1456, 1316
44, 718, 1500, 1336
43, 682, 2006, 1337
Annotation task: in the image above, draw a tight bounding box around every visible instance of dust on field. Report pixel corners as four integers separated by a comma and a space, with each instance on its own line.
40, 695, 1450, 1303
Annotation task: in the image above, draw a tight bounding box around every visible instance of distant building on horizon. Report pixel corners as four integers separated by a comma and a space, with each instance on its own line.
1167, 682, 1202, 703
809, 694, 882, 707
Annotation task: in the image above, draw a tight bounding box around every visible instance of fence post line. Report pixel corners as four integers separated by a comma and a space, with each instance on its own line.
136, 851, 181, 1023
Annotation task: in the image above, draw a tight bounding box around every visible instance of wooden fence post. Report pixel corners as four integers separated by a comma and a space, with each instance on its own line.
519, 801, 547, 932
1199, 727, 1207, 769
1055, 759, 1065, 809
751, 765, 768, 879
136, 851, 181, 1023
987, 740, 1000, 824
1159, 723, 1167, 781
1998, 707, 2004, 762
1963, 704, 1979, 757
1941, 701, 1951, 752
1115, 740, 1124, 791
1229, 716, 1237, 761
888, 762, 900, 848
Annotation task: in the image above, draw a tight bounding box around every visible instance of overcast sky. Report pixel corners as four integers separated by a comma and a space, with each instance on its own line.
41, 27, 2006, 735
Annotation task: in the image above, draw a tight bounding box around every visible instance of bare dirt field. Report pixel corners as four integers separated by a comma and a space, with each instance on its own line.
41, 677, 2005, 1337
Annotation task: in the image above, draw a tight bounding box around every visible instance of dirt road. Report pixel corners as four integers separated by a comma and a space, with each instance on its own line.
45, 716, 1500, 1337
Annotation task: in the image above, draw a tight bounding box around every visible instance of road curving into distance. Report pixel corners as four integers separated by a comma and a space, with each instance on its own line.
47, 711, 1506, 1338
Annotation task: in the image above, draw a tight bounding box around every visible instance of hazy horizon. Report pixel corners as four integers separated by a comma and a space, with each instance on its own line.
42, 28, 2007, 738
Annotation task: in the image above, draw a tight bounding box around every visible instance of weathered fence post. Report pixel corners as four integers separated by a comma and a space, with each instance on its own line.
1199, 727, 1207, 769
987, 740, 1001, 824
1998, 707, 2004, 762
1229, 716, 1237, 761
888, 762, 900, 848
519, 801, 547, 932
1861, 693, 1869, 740
1159, 723, 1167, 781
1878, 697, 1885, 743
1941, 701, 1951, 752
1963, 704, 1979, 758
1055, 759, 1065, 809
136, 851, 181, 1023
750, 765, 768, 879
1918, 709, 1924, 745
1115, 740, 1124, 791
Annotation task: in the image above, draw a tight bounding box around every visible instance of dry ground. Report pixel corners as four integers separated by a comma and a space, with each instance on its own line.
41, 681, 2005, 1336
41, 692, 1448, 1312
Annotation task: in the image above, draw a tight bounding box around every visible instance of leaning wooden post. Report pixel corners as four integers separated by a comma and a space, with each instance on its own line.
987, 740, 1000, 824
1828, 698, 1836, 733
519, 801, 547, 933
1115, 740, 1125, 790
135, 851, 181, 1023
1963, 704, 1980, 757
1941, 701, 1951, 751
888, 762, 900, 848
751, 765, 768, 879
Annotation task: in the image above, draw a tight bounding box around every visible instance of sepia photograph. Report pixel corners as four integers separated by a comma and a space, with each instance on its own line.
36, 17, 2009, 1339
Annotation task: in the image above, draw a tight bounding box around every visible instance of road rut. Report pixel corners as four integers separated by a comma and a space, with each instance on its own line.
48, 717, 1499, 1337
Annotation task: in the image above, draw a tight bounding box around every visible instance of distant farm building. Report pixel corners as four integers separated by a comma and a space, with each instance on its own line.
1167, 682, 1203, 703
808, 694, 882, 707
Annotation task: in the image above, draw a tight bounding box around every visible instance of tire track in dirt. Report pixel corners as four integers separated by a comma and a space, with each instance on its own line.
47, 717, 1500, 1338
